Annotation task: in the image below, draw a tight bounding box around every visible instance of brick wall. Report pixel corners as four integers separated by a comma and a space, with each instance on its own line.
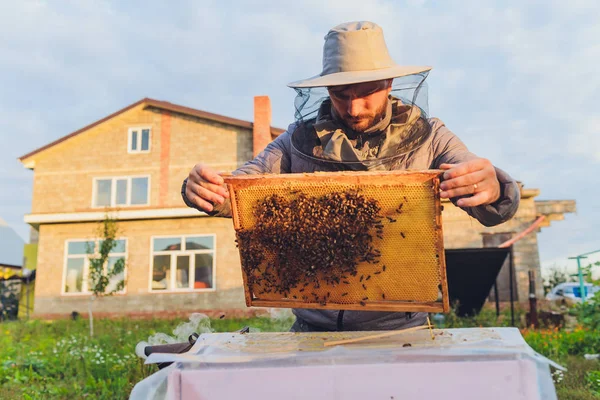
29, 105, 253, 214
34, 217, 247, 315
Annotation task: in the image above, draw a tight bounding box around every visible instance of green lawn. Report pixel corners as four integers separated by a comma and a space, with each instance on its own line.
0, 316, 294, 400
1, 313, 598, 399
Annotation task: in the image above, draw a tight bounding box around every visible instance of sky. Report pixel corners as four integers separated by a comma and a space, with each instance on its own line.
1, 0, 599, 276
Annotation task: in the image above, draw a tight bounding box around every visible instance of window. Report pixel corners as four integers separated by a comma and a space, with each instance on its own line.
128, 127, 151, 153
93, 176, 149, 207
63, 239, 127, 295
151, 235, 215, 291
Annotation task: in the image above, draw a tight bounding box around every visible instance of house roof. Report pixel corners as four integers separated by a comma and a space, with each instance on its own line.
0, 218, 25, 268
18, 98, 286, 162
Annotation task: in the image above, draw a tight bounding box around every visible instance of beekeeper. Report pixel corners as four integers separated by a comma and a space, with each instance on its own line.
181, 21, 520, 332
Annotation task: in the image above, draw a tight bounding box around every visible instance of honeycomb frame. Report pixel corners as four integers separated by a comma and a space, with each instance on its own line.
224, 170, 450, 313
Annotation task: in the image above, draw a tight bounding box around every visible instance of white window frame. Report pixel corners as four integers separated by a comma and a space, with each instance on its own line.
127, 127, 152, 154
148, 234, 217, 293
61, 238, 128, 296
92, 175, 151, 208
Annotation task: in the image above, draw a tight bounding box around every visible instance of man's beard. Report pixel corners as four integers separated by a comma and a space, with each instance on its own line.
343, 101, 388, 133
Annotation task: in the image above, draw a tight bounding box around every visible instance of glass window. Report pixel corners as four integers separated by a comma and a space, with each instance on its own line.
131, 130, 138, 151
150, 235, 216, 292
116, 179, 128, 205
63, 239, 127, 295
131, 177, 148, 205
129, 127, 150, 153
176, 255, 190, 288
99, 239, 127, 254
154, 237, 182, 252
112, 239, 127, 253
65, 258, 84, 293
185, 236, 214, 250
68, 241, 94, 255
141, 129, 150, 151
152, 255, 170, 290
93, 176, 149, 208
95, 179, 112, 207
194, 254, 213, 289
106, 256, 125, 293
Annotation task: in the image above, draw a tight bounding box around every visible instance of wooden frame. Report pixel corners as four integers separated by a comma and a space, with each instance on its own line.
224, 170, 449, 313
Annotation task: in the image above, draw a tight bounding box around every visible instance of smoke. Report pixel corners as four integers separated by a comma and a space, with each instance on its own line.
268, 307, 294, 321
134, 310, 296, 359
135, 313, 213, 359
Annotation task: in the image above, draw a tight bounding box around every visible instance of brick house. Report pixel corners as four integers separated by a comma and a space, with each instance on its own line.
19, 97, 574, 317
19, 97, 283, 317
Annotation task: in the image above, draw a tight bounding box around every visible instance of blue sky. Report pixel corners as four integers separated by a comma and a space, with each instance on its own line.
1, 0, 599, 274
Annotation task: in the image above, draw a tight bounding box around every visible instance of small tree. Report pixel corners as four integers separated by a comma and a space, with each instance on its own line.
582, 261, 600, 286
86, 215, 126, 337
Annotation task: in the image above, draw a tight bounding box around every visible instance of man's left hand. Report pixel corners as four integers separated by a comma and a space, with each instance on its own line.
439, 159, 501, 207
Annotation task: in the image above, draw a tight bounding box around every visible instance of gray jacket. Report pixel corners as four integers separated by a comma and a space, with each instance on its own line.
182, 118, 520, 331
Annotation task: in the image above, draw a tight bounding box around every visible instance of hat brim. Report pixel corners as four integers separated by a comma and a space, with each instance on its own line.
287, 65, 432, 88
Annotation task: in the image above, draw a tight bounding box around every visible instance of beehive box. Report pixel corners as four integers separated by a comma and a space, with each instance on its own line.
223, 170, 449, 313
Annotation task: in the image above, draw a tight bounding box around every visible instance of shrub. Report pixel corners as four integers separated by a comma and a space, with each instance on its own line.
573, 291, 600, 330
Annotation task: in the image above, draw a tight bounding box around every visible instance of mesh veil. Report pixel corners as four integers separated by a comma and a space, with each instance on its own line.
290, 72, 432, 170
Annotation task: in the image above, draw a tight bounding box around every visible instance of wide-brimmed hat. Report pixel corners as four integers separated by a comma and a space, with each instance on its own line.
288, 21, 431, 88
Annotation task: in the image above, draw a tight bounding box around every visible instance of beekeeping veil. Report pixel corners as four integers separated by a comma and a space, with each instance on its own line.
287, 21, 433, 171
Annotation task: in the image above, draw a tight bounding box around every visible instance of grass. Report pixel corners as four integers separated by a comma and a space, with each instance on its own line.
0, 315, 294, 400
554, 358, 600, 400
1, 310, 599, 399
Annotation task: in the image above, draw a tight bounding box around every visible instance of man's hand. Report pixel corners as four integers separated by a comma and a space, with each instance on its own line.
185, 163, 229, 212
439, 159, 500, 207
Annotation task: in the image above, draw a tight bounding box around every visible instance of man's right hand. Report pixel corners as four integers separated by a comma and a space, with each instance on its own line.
185, 164, 229, 212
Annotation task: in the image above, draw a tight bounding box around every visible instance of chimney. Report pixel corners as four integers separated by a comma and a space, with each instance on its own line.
253, 96, 272, 157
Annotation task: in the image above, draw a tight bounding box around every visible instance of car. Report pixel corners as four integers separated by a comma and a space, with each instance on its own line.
545, 282, 600, 306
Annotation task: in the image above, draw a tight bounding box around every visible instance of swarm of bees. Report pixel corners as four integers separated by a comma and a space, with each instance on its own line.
236, 189, 402, 305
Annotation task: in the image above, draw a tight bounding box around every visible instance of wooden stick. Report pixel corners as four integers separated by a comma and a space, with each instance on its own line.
426, 316, 435, 340
324, 325, 429, 347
